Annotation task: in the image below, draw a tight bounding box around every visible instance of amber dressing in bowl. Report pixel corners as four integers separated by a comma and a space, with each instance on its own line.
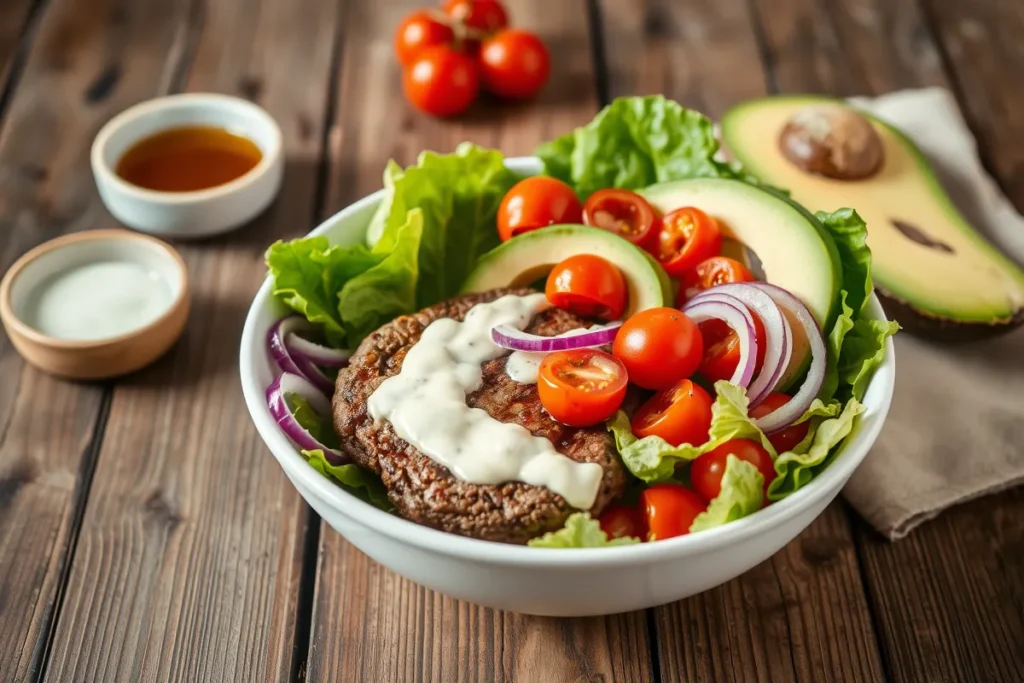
115, 125, 262, 192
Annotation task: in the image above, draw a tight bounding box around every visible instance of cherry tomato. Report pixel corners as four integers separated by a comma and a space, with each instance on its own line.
690, 438, 775, 501
545, 254, 627, 321
750, 393, 809, 453
497, 176, 583, 240
612, 308, 702, 390
697, 312, 767, 383
599, 505, 647, 541
582, 189, 660, 247
631, 379, 713, 448
402, 45, 479, 117
640, 484, 707, 541
394, 11, 455, 67
479, 30, 550, 100
675, 256, 755, 306
655, 207, 722, 278
538, 349, 627, 427
444, 0, 509, 33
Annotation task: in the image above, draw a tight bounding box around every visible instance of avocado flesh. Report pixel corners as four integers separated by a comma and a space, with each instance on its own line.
641, 177, 843, 329
721, 96, 1024, 337
461, 224, 671, 317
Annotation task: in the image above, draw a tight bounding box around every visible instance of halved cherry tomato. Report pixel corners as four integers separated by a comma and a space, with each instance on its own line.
690, 438, 775, 501
582, 189, 660, 247
632, 379, 713, 447
612, 308, 702, 390
697, 312, 766, 383
599, 505, 647, 541
444, 0, 509, 33
394, 11, 455, 67
675, 256, 755, 306
402, 45, 479, 117
640, 484, 707, 541
538, 349, 627, 427
479, 30, 549, 100
750, 393, 809, 453
545, 254, 627, 320
497, 177, 583, 241
655, 207, 722, 278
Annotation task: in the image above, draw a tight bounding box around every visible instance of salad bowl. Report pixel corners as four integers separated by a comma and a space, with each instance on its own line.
240, 157, 895, 617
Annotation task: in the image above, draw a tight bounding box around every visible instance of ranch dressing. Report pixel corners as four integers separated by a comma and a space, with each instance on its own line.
23, 261, 173, 341
368, 293, 604, 510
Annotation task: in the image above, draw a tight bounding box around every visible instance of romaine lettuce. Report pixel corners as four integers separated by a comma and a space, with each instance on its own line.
690, 455, 764, 532
527, 512, 639, 548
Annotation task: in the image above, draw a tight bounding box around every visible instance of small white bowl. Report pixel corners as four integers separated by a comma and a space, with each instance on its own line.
240, 157, 896, 617
91, 93, 283, 239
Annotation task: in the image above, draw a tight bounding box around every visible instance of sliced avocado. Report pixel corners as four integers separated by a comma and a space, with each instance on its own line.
461, 225, 670, 317
721, 95, 1024, 339
641, 178, 843, 329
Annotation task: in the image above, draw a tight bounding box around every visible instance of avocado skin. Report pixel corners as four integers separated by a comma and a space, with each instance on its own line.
876, 289, 1024, 343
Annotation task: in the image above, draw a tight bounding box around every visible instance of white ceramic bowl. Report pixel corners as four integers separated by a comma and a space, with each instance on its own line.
92, 93, 283, 239
240, 157, 896, 617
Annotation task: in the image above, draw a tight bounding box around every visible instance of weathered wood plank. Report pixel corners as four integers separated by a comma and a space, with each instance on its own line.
596, 0, 886, 679
749, 0, 1024, 680
0, 0, 197, 680
38, 0, 340, 681
307, 1, 653, 681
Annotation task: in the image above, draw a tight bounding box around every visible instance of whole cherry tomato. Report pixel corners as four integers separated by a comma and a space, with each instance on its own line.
631, 379, 713, 448
640, 484, 707, 541
697, 312, 766, 383
655, 207, 722, 278
545, 254, 627, 320
599, 505, 647, 541
612, 308, 702, 390
402, 45, 479, 117
444, 0, 509, 33
583, 188, 660, 247
690, 438, 775, 500
479, 29, 550, 99
394, 11, 455, 67
538, 349, 628, 427
676, 256, 755, 306
750, 393, 809, 453
497, 176, 583, 240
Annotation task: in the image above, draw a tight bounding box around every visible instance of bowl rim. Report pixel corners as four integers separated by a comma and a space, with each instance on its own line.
0, 228, 190, 350
240, 156, 896, 567
90, 92, 283, 204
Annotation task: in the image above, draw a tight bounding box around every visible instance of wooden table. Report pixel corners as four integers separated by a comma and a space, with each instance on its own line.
1, 0, 1022, 680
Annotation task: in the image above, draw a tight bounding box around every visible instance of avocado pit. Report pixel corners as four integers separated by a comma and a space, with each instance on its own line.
779, 104, 884, 181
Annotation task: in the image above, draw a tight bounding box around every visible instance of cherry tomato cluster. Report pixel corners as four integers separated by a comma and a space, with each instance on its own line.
394, 1, 550, 117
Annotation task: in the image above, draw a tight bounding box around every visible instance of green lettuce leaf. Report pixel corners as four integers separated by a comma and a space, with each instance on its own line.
535, 95, 761, 199
815, 208, 873, 318
767, 398, 865, 501
839, 317, 900, 402
288, 395, 340, 449
819, 291, 855, 403
366, 142, 520, 307
608, 381, 776, 484
527, 512, 639, 548
303, 449, 392, 511
690, 455, 764, 532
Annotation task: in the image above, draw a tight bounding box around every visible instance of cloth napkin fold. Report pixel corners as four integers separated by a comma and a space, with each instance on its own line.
841, 88, 1024, 539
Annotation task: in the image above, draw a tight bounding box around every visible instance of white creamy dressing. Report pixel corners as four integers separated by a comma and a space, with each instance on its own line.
23, 261, 173, 341
505, 325, 610, 384
367, 293, 604, 509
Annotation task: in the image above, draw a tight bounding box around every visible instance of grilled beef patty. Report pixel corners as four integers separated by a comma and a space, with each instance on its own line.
331, 288, 627, 544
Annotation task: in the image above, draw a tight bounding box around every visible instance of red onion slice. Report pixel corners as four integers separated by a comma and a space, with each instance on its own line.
492, 322, 622, 353
746, 283, 826, 434
286, 332, 351, 368
689, 285, 792, 407
266, 372, 349, 464
268, 316, 338, 395
680, 300, 759, 388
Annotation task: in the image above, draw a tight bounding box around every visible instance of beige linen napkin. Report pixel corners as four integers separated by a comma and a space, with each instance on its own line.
841, 88, 1024, 539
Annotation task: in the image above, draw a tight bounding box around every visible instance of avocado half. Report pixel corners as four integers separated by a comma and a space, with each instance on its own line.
721, 95, 1024, 340
460, 224, 672, 316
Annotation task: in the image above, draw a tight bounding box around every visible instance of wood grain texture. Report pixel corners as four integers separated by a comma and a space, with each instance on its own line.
597, 1, 886, 679
307, 1, 652, 681
919, 0, 1024, 209
38, 0, 339, 681
0, 0, 198, 679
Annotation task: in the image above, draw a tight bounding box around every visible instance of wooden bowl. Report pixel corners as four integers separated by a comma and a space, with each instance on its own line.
0, 229, 190, 380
